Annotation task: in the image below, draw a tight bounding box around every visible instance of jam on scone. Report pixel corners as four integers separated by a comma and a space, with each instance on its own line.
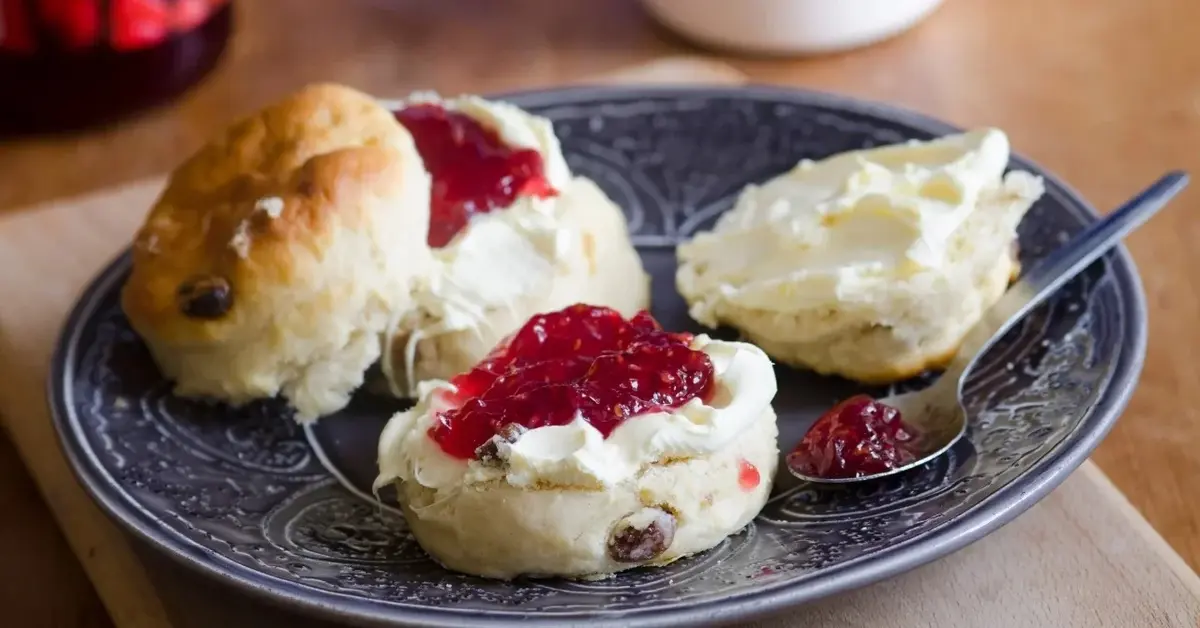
396, 103, 557, 247
430, 303, 716, 459
382, 95, 651, 396
376, 303, 780, 580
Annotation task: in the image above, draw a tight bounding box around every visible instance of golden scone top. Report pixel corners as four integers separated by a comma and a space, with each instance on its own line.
122, 83, 427, 344
120, 83, 433, 420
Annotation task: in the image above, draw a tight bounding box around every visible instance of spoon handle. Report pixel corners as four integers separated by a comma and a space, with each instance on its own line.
946, 171, 1189, 381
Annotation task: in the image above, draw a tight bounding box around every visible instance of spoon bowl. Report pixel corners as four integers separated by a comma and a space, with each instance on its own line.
789, 171, 1189, 484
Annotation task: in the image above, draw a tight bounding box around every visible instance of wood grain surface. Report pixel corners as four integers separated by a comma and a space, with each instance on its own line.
1, 0, 1198, 624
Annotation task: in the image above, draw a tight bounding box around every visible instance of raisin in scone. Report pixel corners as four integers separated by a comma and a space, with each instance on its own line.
375, 304, 778, 579
122, 83, 432, 421
676, 128, 1045, 383
381, 95, 649, 396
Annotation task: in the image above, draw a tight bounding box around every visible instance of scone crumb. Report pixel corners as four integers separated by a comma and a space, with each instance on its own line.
230, 197, 286, 258
229, 222, 252, 258
137, 233, 160, 254
581, 232, 596, 274
255, 196, 285, 218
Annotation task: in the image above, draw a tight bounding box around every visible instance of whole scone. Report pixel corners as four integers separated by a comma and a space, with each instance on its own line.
381, 94, 650, 396
376, 305, 779, 580
676, 128, 1045, 383
122, 83, 432, 421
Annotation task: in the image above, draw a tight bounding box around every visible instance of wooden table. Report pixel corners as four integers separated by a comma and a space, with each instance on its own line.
3, 0, 1198, 624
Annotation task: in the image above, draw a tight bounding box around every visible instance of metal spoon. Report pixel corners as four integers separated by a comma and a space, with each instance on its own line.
789, 171, 1190, 484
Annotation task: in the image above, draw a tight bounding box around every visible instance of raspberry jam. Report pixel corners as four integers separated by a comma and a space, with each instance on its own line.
0, 1, 232, 135
394, 103, 557, 248
429, 304, 716, 460
787, 395, 918, 479
737, 459, 760, 491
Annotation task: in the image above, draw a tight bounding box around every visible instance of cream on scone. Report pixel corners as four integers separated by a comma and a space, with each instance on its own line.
382, 94, 649, 396
375, 304, 778, 580
676, 128, 1046, 383
122, 84, 432, 421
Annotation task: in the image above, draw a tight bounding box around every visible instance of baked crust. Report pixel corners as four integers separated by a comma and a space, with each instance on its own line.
121, 83, 432, 419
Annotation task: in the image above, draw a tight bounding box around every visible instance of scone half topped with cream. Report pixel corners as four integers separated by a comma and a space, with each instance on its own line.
122, 84, 432, 422
383, 94, 650, 397
375, 303, 778, 580
676, 128, 1045, 383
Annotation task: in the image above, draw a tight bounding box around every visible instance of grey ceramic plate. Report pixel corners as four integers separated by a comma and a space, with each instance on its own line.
50, 86, 1146, 628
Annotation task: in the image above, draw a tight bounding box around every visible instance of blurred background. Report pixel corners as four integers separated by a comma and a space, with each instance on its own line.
1, 0, 1198, 626
2, 0, 1188, 211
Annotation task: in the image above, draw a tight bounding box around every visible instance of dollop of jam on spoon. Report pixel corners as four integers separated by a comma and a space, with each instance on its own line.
787, 395, 920, 480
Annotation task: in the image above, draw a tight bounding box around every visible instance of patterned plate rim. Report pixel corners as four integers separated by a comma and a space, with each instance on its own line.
48, 85, 1148, 628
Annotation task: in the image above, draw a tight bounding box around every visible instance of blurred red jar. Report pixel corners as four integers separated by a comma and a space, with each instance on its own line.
0, 0, 232, 135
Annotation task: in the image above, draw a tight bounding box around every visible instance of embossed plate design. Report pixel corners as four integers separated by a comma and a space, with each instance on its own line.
50, 87, 1146, 627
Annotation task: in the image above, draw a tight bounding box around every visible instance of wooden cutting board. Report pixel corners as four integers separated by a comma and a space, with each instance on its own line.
0, 57, 1197, 628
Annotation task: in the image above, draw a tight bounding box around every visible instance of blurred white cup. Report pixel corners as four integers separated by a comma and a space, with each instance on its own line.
641, 0, 946, 56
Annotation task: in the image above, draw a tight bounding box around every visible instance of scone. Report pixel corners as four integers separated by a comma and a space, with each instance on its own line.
382, 94, 649, 396
375, 304, 778, 580
122, 83, 432, 421
676, 128, 1046, 383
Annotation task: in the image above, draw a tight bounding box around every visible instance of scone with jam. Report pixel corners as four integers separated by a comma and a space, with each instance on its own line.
375, 304, 778, 580
676, 129, 1045, 383
122, 84, 650, 422
383, 94, 650, 397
